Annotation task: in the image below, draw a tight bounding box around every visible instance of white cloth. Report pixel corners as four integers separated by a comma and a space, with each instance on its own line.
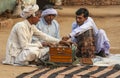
93, 54, 120, 66
20, 4, 39, 18
95, 29, 110, 54
2, 20, 60, 65
23, 0, 36, 5
70, 17, 110, 54
41, 8, 57, 17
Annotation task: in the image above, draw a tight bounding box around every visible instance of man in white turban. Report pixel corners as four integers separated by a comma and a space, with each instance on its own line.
34, 5, 60, 46
2, 4, 68, 66
20, 4, 39, 18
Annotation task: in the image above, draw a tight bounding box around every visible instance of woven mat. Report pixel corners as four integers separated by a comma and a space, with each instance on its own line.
16, 64, 120, 78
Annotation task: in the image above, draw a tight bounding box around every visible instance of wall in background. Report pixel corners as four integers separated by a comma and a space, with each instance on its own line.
0, 0, 16, 14
62, 0, 120, 6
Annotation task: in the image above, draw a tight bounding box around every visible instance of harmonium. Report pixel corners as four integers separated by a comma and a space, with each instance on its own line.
49, 46, 73, 64
75, 29, 96, 65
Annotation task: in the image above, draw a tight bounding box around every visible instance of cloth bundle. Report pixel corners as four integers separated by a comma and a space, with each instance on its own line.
75, 29, 95, 58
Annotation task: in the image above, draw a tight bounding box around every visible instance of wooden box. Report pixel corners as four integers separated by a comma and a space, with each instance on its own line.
80, 58, 93, 65
49, 47, 72, 63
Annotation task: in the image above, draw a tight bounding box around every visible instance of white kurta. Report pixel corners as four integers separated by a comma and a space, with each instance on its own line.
70, 17, 110, 54
2, 20, 60, 65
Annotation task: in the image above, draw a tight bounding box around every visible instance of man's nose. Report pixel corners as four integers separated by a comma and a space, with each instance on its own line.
49, 15, 53, 18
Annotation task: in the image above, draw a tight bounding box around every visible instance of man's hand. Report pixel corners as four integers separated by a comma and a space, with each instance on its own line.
59, 40, 73, 47
62, 36, 70, 41
42, 42, 55, 47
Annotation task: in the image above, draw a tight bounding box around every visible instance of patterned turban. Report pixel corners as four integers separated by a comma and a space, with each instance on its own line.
20, 4, 39, 18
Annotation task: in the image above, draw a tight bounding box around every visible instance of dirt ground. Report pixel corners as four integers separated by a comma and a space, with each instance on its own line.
0, 5, 120, 78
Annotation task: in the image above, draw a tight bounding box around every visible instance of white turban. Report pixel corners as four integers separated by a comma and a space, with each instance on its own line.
20, 4, 39, 18
41, 8, 57, 17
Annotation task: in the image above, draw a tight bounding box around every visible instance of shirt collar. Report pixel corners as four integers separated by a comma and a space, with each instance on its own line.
24, 20, 36, 28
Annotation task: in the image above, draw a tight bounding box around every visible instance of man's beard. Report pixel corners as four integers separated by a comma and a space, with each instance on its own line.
77, 22, 83, 26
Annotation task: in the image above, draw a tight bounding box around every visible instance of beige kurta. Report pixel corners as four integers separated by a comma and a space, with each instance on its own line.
2, 20, 60, 65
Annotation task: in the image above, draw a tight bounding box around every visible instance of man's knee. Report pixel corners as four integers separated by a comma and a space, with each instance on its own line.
98, 29, 105, 36
26, 52, 37, 61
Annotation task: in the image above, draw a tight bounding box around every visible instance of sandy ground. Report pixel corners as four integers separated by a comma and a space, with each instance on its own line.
0, 5, 120, 78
